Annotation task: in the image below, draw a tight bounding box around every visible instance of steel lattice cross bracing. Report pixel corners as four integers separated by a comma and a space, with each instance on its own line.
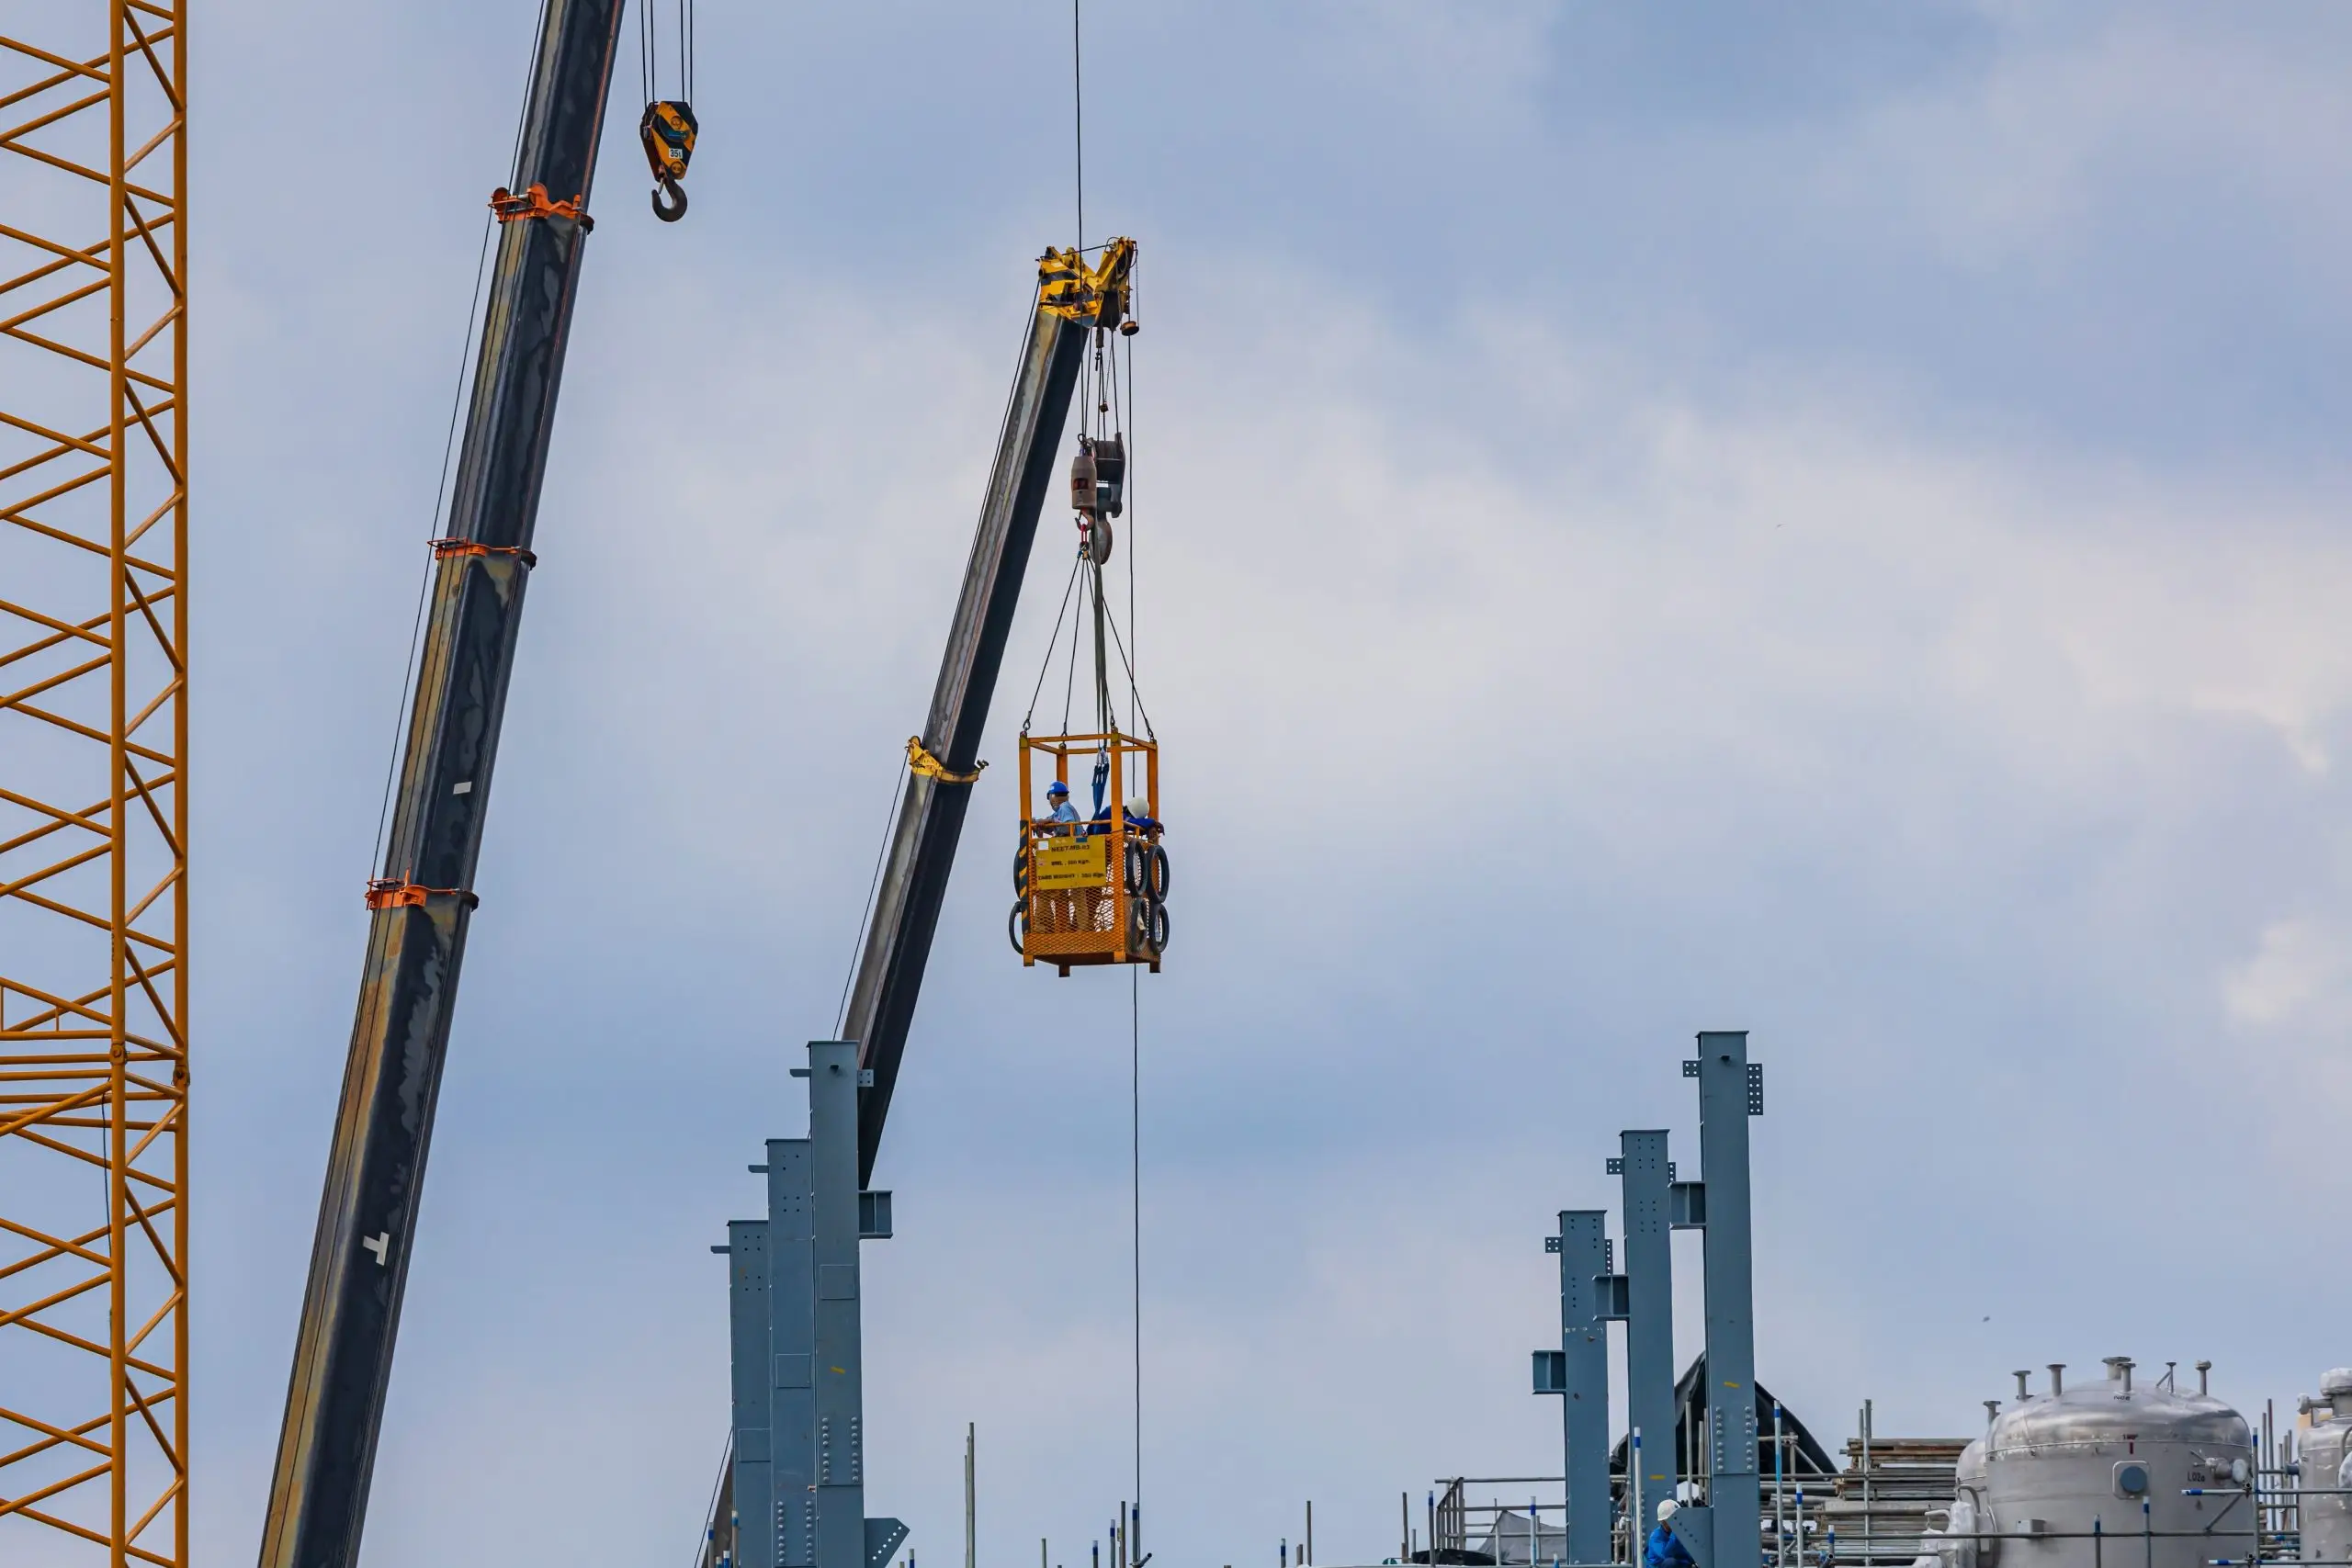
0, 4, 190, 1565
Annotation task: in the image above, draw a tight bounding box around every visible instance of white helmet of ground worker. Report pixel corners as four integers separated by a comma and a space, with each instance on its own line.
1657, 1501, 1678, 1523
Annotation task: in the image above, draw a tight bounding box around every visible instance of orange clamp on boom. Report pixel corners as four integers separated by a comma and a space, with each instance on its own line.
488, 183, 594, 232
429, 538, 538, 568
365, 878, 480, 912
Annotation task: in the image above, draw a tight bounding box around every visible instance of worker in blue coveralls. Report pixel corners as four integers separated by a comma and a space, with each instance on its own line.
1646, 1502, 1693, 1568
1032, 779, 1085, 931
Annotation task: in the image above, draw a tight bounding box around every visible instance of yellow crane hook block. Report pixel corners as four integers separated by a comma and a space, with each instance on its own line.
1012, 729, 1167, 976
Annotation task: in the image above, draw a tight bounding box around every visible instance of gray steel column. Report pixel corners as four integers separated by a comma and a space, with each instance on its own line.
808, 1043, 867, 1568
1690, 1034, 1761, 1568
256, 3, 626, 1562
770, 1140, 818, 1568
728, 1221, 775, 1568
1558, 1211, 1611, 1566
1617, 1130, 1678, 1517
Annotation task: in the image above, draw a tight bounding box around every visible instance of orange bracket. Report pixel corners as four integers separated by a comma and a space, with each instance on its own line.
429, 538, 538, 568
488, 182, 594, 231
365, 878, 480, 912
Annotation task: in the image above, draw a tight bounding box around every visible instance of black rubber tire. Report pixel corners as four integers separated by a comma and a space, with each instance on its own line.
1148, 843, 1170, 899
1123, 840, 1148, 895
1007, 900, 1027, 956
1129, 895, 1167, 957
1126, 894, 1149, 953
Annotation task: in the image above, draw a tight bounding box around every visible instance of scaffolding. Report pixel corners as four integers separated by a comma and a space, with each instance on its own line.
0, 4, 190, 1564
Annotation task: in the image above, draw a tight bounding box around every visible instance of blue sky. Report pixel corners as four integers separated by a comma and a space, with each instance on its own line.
173, 5, 2352, 1567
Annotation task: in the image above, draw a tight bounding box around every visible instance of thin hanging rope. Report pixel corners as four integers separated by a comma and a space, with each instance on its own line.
1099, 604, 1155, 740
1130, 964, 1144, 1537
1121, 324, 1137, 728
369, 206, 501, 877
1073, 0, 1085, 252
1023, 551, 1087, 733
1060, 558, 1085, 735
834, 766, 908, 1035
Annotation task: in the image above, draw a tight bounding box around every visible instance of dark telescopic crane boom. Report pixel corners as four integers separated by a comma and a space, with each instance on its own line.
255, 4, 625, 1564
695, 240, 1136, 1568
842, 241, 1136, 1186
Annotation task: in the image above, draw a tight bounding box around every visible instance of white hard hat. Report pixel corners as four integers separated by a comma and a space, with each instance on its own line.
1125, 796, 1151, 817
1657, 1501, 1678, 1523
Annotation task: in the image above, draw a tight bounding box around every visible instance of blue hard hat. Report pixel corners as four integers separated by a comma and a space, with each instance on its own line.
1046, 780, 1069, 795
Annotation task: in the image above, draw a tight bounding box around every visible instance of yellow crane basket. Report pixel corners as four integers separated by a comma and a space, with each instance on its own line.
1013, 730, 1166, 976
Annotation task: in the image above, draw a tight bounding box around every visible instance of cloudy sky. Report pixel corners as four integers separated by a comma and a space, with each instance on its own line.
175, 4, 2352, 1566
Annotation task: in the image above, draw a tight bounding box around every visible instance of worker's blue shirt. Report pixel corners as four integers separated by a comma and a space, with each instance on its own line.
1046, 800, 1079, 827
1645, 1525, 1694, 1568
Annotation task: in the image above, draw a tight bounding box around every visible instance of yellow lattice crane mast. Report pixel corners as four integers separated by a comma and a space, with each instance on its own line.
0, 6, 190, 1566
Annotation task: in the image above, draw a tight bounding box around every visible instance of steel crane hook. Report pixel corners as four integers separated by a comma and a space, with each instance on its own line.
651, 175, 688, 222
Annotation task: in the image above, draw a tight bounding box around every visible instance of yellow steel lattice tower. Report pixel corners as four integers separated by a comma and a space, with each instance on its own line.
1, 3, 189, 1564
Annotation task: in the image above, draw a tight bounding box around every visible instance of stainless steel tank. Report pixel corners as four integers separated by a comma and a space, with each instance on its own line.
1978, 1359, 2253, 1568
2296, 1368, 2352, 1563
1917, 1435, 1993, 1568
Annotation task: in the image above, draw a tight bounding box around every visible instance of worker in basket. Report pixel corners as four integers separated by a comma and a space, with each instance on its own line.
1038, 779, 1080, 833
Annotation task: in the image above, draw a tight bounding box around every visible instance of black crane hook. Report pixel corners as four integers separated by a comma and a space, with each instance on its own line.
639, 99, 697, 224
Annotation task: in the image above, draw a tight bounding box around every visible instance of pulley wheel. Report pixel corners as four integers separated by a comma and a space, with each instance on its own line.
1087, 516, 1114, 565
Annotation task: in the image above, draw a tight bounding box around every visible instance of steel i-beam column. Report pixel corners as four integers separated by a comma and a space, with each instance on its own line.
727, 1220, 775, 1568
1687, 1034, 1762, 1568
770, 1139, 818, 1568
804, 1043, 904, 1568
256, 3, 624, 1563
1616, 1130, 1677, 1520
1556, 1212, 1611, 1565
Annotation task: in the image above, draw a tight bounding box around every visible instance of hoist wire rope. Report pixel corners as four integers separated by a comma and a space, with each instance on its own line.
369, 9, 547, 878
1131, 962, 1143, 1544
1120, 322, 1138, 730
640, 0, 695, 107
638, 0, 654, 110
1023, 550, 1087, 735
1072, 0, 1085, 253
1060, 555, 1085, 736
1098, 602, 1155, 741
834, 761, 910, 1035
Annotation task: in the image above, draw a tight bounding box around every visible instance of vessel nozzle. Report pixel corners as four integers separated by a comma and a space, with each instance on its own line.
2196, 1360, 2212, 1397
2049, 1363, 2066, 1396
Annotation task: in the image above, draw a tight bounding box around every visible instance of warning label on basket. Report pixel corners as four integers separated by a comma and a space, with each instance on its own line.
1033, 837, 1109, 890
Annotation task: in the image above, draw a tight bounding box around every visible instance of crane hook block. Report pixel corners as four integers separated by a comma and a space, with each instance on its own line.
640, 99, 697, 221
1069, 436, 1125, 525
